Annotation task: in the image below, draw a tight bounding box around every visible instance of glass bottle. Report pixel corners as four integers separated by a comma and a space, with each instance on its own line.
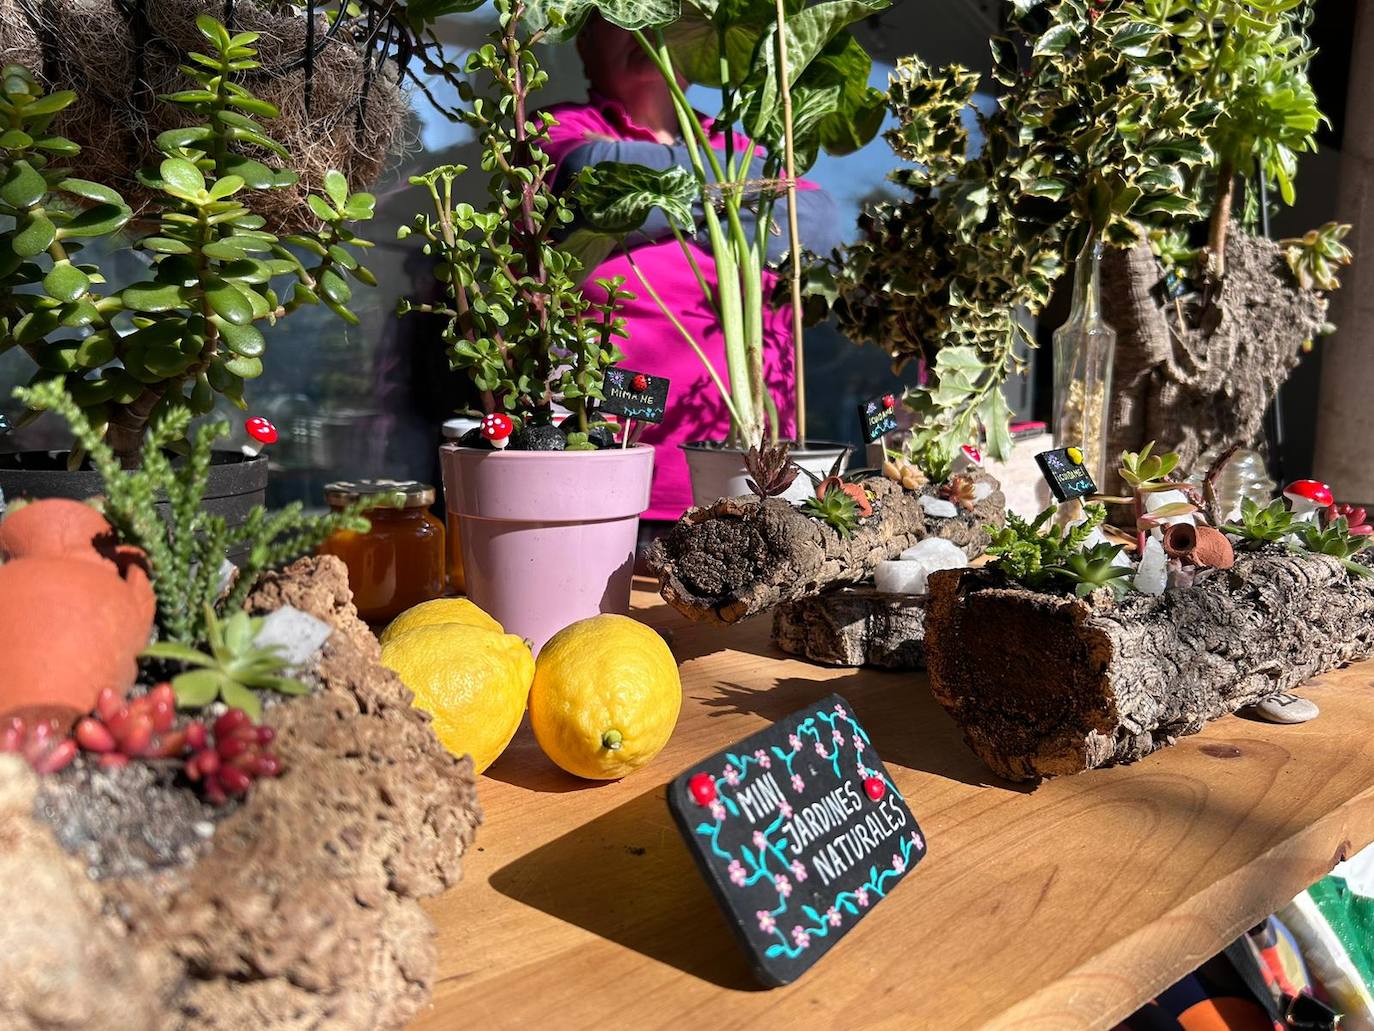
1052, 234, 1117, 489
318, 480, 446, 624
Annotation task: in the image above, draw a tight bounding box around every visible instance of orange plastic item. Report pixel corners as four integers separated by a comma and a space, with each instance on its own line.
318, 481, 446, 624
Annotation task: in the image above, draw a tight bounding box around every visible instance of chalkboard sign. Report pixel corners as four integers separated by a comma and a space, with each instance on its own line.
1036, 446, 1097, 501
599, 367, 670, 424
857, 394, 899, 444
667, 694, 925, 987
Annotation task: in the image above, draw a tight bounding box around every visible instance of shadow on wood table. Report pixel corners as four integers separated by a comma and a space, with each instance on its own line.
488, 784, 764, 990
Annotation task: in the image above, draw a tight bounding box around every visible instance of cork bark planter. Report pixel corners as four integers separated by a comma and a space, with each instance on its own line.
923, 551, 1374, 782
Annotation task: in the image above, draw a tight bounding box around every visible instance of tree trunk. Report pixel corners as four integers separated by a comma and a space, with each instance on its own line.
924, 552, 1374, 782
1315, 2, 1374, 507
647, 473, 1005, 625
771, 587, 928, 670
1101, 227, 1329, 495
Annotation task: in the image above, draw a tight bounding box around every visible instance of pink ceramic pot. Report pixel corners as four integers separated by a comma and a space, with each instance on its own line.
440, 445, 655, 652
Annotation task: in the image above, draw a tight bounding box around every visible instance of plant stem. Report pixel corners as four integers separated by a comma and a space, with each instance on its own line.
1208, 156, 1235, 277
772, 0, 807, 446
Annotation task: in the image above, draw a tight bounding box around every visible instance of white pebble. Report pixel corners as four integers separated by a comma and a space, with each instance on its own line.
1133, 536, 1168, 596
919, 495, 959, 519
898, 537, 968, 566
1144, 489, 1195, 533
877, 541, 968, 596
254, 605, 334, 672
972, 482, 993, 502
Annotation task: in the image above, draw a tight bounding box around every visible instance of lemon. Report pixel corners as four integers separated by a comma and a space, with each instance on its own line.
530, 614, 682, 780
379, 597, 503, 645
380, 623, 532, 773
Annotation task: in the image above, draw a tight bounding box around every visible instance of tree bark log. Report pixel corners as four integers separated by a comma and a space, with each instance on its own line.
647, 473, 1005, 625
1101, 228, 1329, 494
924, 551, 1374, 782
771, 587, 928, 670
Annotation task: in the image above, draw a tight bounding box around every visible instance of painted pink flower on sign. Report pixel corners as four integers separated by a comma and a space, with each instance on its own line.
834, 703, 847, 719
709, 800, 726, 821
791, 774, 805, 792
855, 887, 870, 907
892, 854, 906, 874
911, 831, 924, 850
791, 925, 811, 948
728, 859, 747, 885
753, 748, 771, 768
853, 735, 865, 752
779, 801, 793, 819
831, 727, 843, 743
757, 910, 776, 933
774, 874, 792, 898
752, 829, 768, 849
723, 764, 740, 786
826, 907, 842, 927
813, 741, 828, 757
788, 734, 802, 752
790, 859, 808, 882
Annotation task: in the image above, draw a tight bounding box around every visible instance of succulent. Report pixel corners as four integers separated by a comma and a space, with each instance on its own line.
801, 484, 862, 539
1324, 502, 1371, 537
74, 684, 200, 768
17, 380, 369, 645
184, 708, 282, 805
1294, 517, 1373, 579
1049, 543, 1134, 600
1282, 222, 1353, 292
0, 715, 77, 774
1222, 496, 1297, 549
987, 504, 1108, 592
0, 19, 375, 464
939, 475, 977, 513
142, 607, 309, 719
744, 443, 801, 499
882, 455, 927, 492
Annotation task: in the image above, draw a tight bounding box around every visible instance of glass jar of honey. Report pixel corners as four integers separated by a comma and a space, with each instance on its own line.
318, 480, 446, 625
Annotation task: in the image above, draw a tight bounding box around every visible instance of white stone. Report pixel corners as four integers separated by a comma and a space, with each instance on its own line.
1245, 693, 1320, 724
898, 537, 968, 566
253, 605, 333, 671
216, 558, 237, 597
972, 481, 994, 502
1133, 536, 1168, 596
875, 560, 927, 595
919, 495, 959, 519
1144, 488, 1195, 535
878, 539, 968, 596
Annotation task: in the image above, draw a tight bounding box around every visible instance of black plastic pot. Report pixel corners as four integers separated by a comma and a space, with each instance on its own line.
0, 450, 268, 562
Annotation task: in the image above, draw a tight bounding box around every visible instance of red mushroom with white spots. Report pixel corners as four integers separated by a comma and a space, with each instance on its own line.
242, 416, 277, 458
952, 443, 983, 474
480, 413, 514, 450
1283, 480, 1333, 523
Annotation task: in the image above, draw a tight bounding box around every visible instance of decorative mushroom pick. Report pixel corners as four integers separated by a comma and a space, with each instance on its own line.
631, 373, 649, 393
480, 413, 514, 450
242, 416, 278, 458
952, 443, 983, 474
881, 393, 896, 410
688, 772, 717, 805
1283, 480, 1333, 522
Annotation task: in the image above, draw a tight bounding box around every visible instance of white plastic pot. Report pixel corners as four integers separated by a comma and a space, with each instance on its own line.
681, 440, 851, 508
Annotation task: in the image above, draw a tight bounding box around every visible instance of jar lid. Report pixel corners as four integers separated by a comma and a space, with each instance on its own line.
324, 479, 435, 509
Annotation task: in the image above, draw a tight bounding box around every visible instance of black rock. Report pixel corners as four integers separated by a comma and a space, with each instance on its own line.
456, 427, 490, 449
511, 423, 567, 451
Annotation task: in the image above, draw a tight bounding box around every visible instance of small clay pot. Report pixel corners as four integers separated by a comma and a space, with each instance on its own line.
1163, 523, 1235, 570
0, 498, 117, 564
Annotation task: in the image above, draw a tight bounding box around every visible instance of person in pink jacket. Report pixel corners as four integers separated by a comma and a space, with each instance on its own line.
542, 15, 843, 525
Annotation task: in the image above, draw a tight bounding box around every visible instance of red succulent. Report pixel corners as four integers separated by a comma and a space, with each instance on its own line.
1326, 502, 1372, 536
0, 715, 77, 774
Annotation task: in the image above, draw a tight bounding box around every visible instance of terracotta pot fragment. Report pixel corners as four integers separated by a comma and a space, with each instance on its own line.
0, 498, 116, 564
1163, 523, 1235, 570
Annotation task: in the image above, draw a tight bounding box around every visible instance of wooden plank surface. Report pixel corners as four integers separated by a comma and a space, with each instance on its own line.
414, 585, 1374, 1030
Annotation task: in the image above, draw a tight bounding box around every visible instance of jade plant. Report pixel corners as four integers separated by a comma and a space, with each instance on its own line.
0, 17, 375, 467
17, 379, 369, 647
397, 0, 631, 444
827, 0, 1347, 464
532, 0, 889, 447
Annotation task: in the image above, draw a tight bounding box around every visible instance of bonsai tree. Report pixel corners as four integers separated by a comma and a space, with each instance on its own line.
0, 17, 376, 468
397, 0, 631, 446
829, 0, 1349, 479
527, 0, 889, 448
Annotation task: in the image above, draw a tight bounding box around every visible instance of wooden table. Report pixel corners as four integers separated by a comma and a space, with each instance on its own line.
415, 586, 1374, 1030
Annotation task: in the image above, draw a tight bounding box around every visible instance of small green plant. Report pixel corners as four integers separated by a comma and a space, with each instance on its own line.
1051, 543, 1134, 600
801, 484, 861, 538
744, 442, 800, 500
0, 18, 376, 466
1293, 518, 1373, 579
987, 503, 1112, 593
1097, 443, 1198, 551
143, 606, 308, 718
396, 0, 631, 435
1221, 496, 1297, 550
17, 380, 370, 645
1282, 222, 1353, 292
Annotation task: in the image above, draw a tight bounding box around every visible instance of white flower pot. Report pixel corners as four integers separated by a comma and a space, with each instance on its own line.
680, 440, 851, 508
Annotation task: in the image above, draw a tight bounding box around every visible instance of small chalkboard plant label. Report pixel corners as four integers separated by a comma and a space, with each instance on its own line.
1036, 446, 1097, 502
857, 393, 899, 444
599, 367, 670, 424
667, 693, 925, 986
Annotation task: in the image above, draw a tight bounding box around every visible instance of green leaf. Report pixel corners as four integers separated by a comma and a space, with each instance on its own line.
57, 177, 124, 206
217, 679, 262, 719
169, 668, 224, 706
58, 203, 130, 238
1031, 22, 1076, 56
13, 212, 55, 257
323, 169, 349, 207
223, 354, 263, 378
205, 280, 254, 325
306, 194, 337, 222
573, 162, 697, 234
216, 319, 265, 357
0, 160, 47, 208
208, 174, 245, 200
979, 387, 1013, 462
42, 260, 89, 303
159, 157, 207, 198
318, 267, 351, 305
142, 236, 194, 255
0, 129, 33, 148
523, 0, 682, 43
20, 90, 77, 117
121, 283, 188, 313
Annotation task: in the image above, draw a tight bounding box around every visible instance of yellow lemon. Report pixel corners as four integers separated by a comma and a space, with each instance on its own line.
530, 614, 681, 780
379, 597, 503, 645
380, 624, 532, 773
